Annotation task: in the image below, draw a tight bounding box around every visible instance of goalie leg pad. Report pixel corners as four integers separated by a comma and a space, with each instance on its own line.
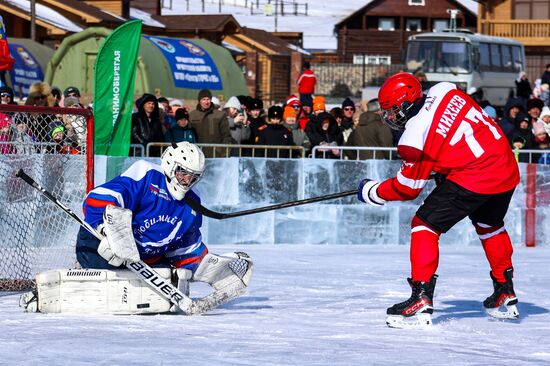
193, 252, 253, 289
21, 268, 172, 314
185, 252, 253, 314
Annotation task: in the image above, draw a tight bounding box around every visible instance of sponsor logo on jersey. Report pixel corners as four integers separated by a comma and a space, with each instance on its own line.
435, 94, 466, 138
149, 183, 172, 202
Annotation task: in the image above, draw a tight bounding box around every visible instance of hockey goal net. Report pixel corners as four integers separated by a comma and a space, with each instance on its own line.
0, 104, 94, 291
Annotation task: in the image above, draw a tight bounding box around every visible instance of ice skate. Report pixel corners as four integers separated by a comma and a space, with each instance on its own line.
386, 275, 437, 329
483, 267, 519, 320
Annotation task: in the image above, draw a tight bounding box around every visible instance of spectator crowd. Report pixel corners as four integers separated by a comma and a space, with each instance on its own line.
1, 62, 550, 164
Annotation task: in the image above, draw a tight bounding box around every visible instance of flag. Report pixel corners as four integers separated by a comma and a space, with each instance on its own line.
94, 20, 142, 156
0, 16, 15, 75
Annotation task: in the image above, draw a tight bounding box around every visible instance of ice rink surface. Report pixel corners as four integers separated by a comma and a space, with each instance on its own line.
1, 245, 549, 365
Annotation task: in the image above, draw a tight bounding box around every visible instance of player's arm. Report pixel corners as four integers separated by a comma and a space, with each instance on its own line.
358, 145, 435, 205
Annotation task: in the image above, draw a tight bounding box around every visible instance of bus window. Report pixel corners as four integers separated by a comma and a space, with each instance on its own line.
512, 46, 523, 72
436, 42, 470, 73
490, 43, 501, 71
480, 43, 491, 72
501, 45, 513, 72
406, 41, 436, 72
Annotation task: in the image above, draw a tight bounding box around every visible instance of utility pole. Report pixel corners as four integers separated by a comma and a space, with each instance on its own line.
274, 0, 278, 32
30, 0, 36, 41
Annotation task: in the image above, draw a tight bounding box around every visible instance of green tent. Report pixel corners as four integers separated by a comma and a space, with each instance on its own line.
45, 27, 247, 101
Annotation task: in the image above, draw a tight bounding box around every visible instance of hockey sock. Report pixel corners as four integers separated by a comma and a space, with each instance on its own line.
475, 222, 513, 283
410, 216, 440, 282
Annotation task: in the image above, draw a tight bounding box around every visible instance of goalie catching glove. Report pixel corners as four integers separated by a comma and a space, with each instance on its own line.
97, 205, 140, 267
358, 179, 386, 206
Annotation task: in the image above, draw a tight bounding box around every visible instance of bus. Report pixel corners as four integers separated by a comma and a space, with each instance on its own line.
405, 30, 525, 108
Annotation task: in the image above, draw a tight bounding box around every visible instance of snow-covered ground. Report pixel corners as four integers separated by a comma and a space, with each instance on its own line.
161, 0, 479, 50
1, 245, 549, 365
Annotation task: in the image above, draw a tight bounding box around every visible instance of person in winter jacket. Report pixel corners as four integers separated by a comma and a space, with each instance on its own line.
255, 105, 295, 158
166, 108, 197, 144
297, 61, 316, 106
515, 71, 532, 103
345, 98, 394, 160
499, 98, 524, 139
188, 89, 231, 158
224, 95, 250, 146
305, 111, 344, 159
131, 93, 163, 157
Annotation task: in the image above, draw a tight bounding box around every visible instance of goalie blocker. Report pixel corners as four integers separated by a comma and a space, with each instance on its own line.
20, 252, 253, 315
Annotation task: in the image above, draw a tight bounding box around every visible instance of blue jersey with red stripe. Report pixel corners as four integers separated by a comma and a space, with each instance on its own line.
83, 160, 205, 267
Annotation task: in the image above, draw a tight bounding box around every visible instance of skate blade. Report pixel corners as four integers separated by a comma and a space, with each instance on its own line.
486, 304, 519, 320
386, 313, 433, 329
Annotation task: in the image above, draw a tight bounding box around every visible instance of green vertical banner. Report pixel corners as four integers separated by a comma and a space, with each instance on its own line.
94, 20, 142, 156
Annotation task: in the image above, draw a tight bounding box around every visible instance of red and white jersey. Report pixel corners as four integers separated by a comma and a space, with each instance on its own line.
378, 82, 519, 201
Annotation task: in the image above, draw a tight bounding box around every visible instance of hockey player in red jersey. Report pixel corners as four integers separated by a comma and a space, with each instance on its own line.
357, 72, 520, 328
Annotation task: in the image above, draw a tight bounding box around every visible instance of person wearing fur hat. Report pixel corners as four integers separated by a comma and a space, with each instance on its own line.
0, 85, 17, 105
23, 82, 56, 142
25, 82, 54, 107
189, 88, 231, 157
131, 93, 163, 157
254, 105, 295, 158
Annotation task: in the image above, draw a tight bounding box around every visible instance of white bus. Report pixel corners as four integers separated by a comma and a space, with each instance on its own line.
405, 30, 525, 108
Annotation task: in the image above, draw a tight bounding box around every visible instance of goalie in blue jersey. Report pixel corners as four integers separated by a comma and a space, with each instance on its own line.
21, 142, 252, 315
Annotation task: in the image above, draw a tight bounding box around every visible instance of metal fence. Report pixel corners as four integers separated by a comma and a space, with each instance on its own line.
135, 143, 550, 165
145, 143, 306, 158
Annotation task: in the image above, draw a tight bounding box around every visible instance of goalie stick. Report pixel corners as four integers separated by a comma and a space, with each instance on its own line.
15, 169, 215, 315
184, 189, 359, 220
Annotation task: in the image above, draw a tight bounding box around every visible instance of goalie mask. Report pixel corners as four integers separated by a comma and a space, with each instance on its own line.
378, 72, 422, 131
161, 142, 205, 200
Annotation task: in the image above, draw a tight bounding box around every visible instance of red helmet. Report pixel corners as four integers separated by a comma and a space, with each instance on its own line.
378, 72, 422, 130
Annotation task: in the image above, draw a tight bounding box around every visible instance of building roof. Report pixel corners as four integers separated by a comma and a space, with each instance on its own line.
152, 14, 240, 32
335, 0, 478, 29
230, 27, 309, 56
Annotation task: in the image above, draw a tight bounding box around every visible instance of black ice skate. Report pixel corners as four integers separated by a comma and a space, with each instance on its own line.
483, 267, 519, 320
386, 275, 438, 329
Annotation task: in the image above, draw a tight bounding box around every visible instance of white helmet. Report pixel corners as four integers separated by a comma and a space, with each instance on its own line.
161, 142, 205, 200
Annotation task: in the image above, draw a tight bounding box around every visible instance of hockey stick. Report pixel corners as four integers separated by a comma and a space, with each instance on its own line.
184, 172, 441, 220
15, 169, 203, 314
184, 189, 359, 220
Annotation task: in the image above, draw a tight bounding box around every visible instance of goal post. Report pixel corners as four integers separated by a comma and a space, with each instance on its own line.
0, 104, 94, 291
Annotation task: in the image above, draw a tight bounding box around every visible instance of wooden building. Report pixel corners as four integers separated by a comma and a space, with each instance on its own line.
334, 0, 477, 64
225, 27, 310, 103
477, 0, 550, 81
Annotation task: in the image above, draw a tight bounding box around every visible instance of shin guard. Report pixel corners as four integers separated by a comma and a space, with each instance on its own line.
474, 222, 513, 283
410, 216, 440, 283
